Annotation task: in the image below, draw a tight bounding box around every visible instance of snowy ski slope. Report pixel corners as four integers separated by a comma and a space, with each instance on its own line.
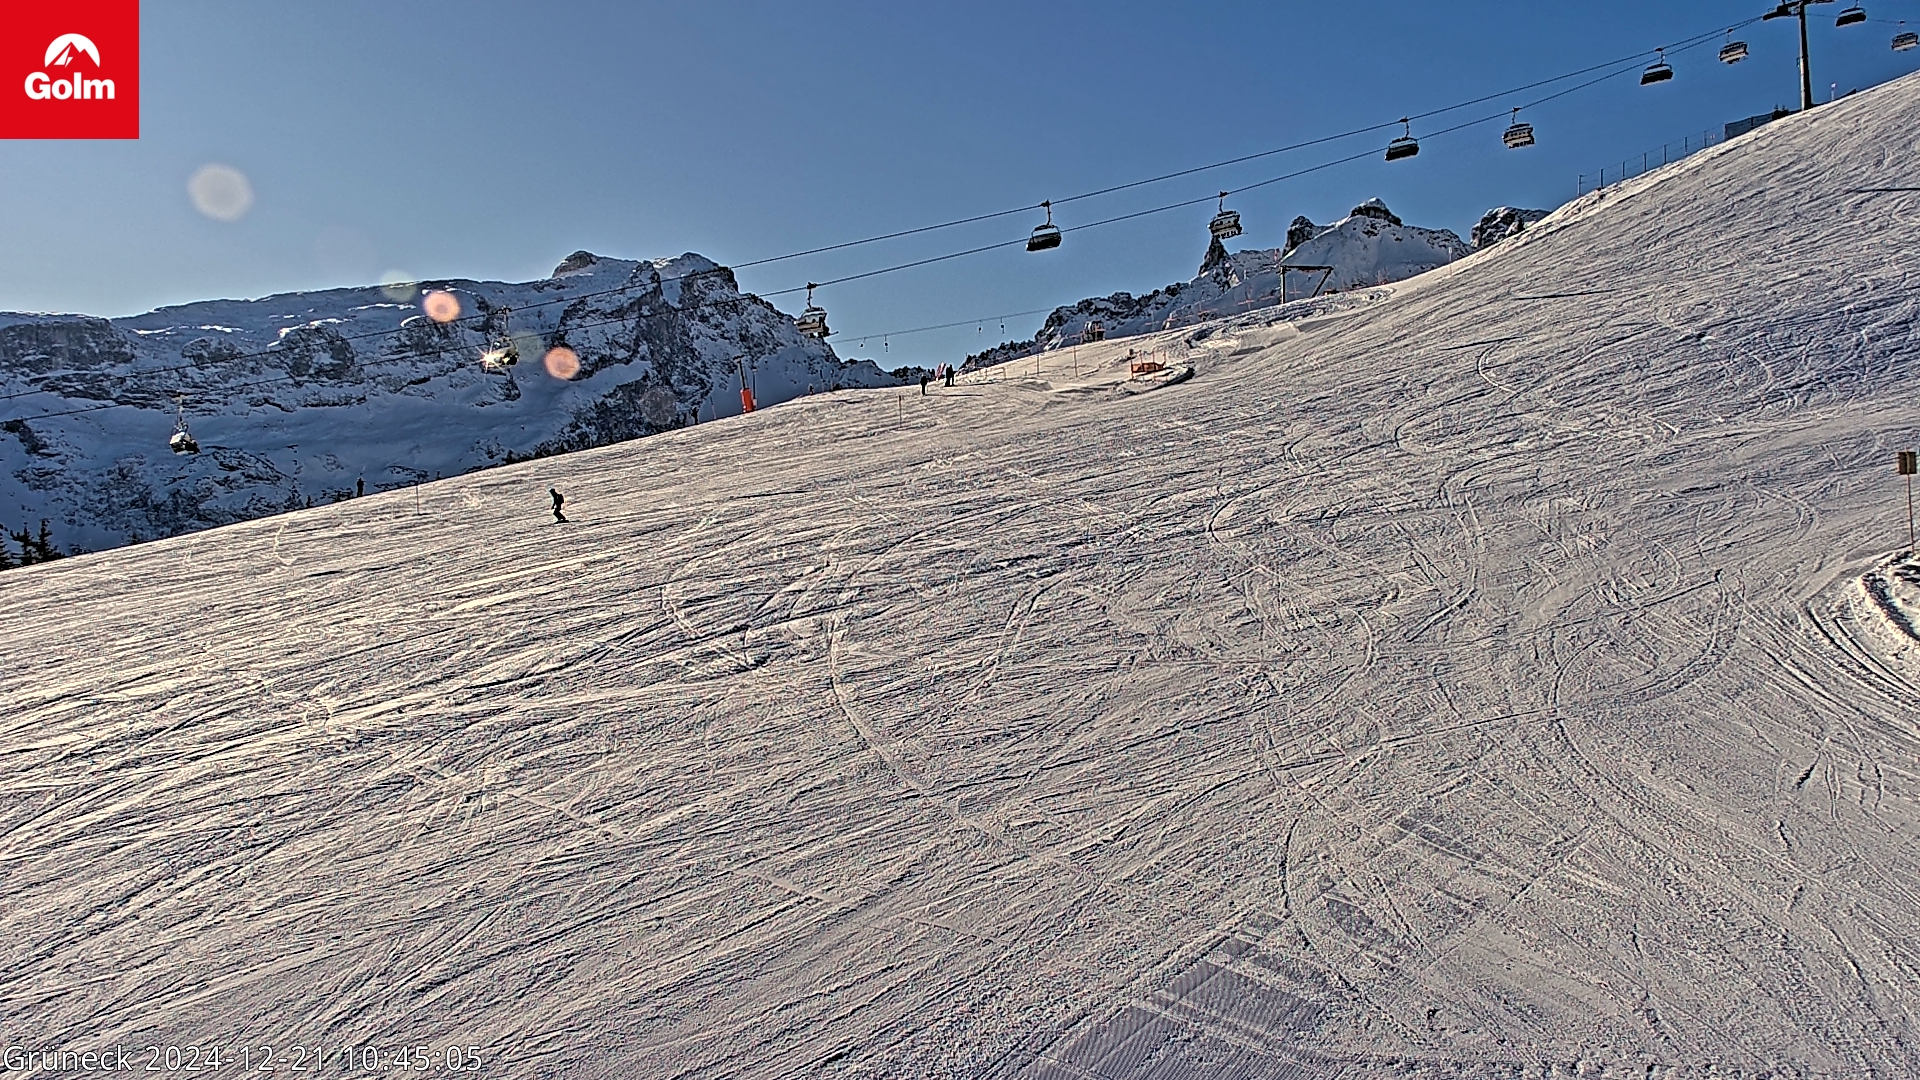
4, 72, 1920, 1079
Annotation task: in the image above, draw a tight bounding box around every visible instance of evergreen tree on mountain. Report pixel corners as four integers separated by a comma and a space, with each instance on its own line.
34, 520, 62, 563
3, 520, 67, 568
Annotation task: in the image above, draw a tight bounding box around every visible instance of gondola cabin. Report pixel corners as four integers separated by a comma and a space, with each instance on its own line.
1385, 118, 1419, 161
1208, 193, 1243, 241
1502, 109, 1535, 149
1027, 200, 1063, 252
168, 397, 199, 454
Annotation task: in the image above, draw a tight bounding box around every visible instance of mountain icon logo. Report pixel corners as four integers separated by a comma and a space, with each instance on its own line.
44, 34, 102, 68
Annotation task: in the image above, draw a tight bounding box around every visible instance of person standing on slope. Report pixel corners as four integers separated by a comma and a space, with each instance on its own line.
550, 488, 567, 524
919, 372, 931, 396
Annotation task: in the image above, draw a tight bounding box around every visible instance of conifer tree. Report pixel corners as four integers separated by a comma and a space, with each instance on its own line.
6, 523, 32, 566
33, 520, 62, 562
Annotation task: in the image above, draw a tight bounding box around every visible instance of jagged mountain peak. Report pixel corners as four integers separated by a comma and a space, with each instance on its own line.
1349, 197, 1403, 225
0, 254, 903, 553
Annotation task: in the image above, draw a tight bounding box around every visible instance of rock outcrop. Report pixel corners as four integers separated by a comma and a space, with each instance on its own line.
1471, 207, 1551, 249
964, 199, 1473, 362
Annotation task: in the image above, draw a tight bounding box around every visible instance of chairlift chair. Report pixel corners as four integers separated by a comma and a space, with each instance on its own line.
1502, 108, 1535, 149
1719, 30, 1749, 63
1641, 48, 1674, 85
1085, 320, 1106, 343
482, 306, 520, 370
795, 283, 830, 339
1837, 5, 1867, 27
169, 397, 200, 455
1384, 119, 1420, 162
1208, 192, 1243, 241
1894, 26, 1918, 50
1027, 201, 1062, 252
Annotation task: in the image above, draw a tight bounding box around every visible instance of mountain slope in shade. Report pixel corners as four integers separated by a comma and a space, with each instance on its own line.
3, 71, 1920, 1078
0, 251, 900, 553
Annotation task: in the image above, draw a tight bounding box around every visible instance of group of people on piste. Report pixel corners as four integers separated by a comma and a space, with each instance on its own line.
918, 363, 959, 395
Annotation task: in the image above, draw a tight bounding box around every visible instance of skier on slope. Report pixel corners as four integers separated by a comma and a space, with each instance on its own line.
550, 488, 567, 524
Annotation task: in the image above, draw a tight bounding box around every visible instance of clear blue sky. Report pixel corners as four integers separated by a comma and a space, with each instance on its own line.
3, 0, 1917, 366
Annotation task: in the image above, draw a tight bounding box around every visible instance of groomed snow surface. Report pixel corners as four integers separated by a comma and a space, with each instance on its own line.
5, 73, 1920, 1080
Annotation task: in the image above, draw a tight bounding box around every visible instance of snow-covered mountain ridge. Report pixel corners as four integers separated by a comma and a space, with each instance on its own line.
0, 251, 900, 553
973, 198, 1503, 364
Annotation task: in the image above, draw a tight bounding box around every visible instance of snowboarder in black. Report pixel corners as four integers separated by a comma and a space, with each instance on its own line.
550, 488, 567, 523
356, 477, 364, 497
919, 372, 931, 396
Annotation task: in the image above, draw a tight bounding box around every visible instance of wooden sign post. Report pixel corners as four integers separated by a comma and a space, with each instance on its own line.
1900, 450, 1917, 553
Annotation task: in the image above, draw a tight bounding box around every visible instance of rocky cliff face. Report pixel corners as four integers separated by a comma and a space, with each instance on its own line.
1471, 207, 1552, 249
969, 199, 1473, 357
0, 251, 901, 553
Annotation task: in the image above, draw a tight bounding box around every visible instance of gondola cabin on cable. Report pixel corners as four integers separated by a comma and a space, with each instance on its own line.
1894, 27, 1918, 50
795, 283, 830, 339
169, 398, 199, 455
1385, 119, 1420, 162
481, 306, 520, 371
1026, 201, 1062, 252
1719, 32, 1749, 63
1502, 109, 1535, 149
1641, 48, 1674, 85
1208, 193, 1242, 241
1836, 5, 1867, 27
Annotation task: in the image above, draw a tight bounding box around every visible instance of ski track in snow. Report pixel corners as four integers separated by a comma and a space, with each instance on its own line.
5, 74, 1920, 1080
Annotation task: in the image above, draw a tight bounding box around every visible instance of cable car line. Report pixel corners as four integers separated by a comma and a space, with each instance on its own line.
0, 62, 1702, 431
708, 19, 1761, 272
15, 99, 1555, 434
0, 14, 1788, 428
0, 14, 1764, 407
840, 308, 1054, 344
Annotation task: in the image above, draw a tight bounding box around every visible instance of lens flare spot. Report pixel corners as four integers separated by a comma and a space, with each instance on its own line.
543, 346, 581, 380
188, 164, 254, 222
423, 290, 461, 323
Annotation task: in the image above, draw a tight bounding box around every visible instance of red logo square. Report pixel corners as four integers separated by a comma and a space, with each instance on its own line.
0, 0, 139, 139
